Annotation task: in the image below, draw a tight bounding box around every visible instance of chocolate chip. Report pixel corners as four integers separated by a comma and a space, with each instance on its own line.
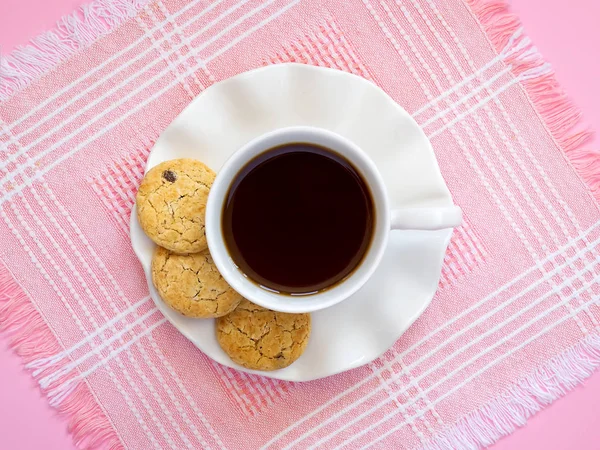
162, 170, 177, 183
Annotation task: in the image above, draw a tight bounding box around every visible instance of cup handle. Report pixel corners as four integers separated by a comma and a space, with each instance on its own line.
391, 206, 462, 231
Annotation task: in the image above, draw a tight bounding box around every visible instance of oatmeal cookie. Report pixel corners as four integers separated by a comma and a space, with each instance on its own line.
216, 299, 311, 370
137, 159, 215, 254
151, 246, 242, 318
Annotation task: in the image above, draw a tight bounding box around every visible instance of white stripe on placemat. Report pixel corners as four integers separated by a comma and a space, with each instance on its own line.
0, 0, 254, 179
16, 189, 178, 448
38, 307, 160, 388
39, 179, 223, 449
363, 0, 541, 264
418, 0, 583, 240
4, 0, 216, 133
304, 255, 600, 449
0, 201, 164, 449
261, 221, 600, 449
420, 65, 513, 128
352, 278, 600, 450
0, 117, 169, 448
137, 0, 207, 98
412, 28, 529, 117
26, 296, 151, 372
0, 0, 301, 206
409, 0, 591, 336
410, 0, 593, 334
385, 0, 561, 262
47, 318, 168, 404
427, 64, 551, 138
28, 145, 209, 447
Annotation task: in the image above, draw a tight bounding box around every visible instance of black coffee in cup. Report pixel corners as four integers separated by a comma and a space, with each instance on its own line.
221, 143, 374, 295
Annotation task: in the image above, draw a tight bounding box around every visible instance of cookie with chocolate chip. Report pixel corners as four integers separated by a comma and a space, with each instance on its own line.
216, 299, 311, 371
136, 159, 215, 254
151, 246, 242, 318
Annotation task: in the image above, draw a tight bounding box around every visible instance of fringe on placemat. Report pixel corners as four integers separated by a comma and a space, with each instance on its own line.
0, 0, 150, 102
423, 332, 600, 450
0, 265, 124, 450
422, 0, 600, 448
465, 0, 599, 201
0, 1, 151, 441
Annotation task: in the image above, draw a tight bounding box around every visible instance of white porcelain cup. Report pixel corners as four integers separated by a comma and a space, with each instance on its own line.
206, 126, 462, 313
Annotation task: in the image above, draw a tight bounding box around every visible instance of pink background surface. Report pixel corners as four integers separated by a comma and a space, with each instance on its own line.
1, 0, 599, 449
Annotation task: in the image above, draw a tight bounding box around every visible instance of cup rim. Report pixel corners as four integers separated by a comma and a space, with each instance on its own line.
206, 126, 391, 313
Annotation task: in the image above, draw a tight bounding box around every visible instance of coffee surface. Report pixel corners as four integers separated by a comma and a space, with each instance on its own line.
222, 143, 374, 294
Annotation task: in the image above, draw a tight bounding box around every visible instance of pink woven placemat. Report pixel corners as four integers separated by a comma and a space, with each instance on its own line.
1, 0, 599, 449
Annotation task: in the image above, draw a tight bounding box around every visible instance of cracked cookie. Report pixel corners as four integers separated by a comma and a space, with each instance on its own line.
151, 246, 242, 318
216, 299, 311, 371
137, 159, 215, 254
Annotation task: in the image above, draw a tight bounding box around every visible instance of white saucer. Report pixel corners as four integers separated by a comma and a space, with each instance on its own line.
130, 64, 455, 381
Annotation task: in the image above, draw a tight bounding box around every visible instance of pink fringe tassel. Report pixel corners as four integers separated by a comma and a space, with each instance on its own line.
465, 0, 598, 198
0, 0, 150, 101
0, 266, 123, 450
422, 0, 600, 448
424, 333, 600, 450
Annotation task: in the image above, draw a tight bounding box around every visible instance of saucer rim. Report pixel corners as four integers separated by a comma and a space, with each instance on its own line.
130, 63, 455, 381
